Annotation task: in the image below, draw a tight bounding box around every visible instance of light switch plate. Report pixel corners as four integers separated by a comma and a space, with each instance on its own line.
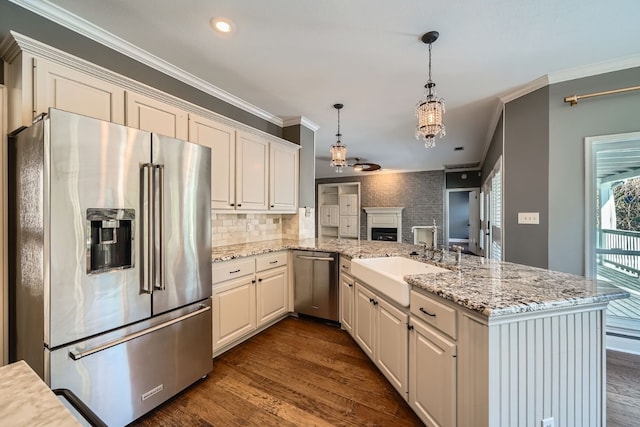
541, 417, 554, 427
518, 212, 539, 224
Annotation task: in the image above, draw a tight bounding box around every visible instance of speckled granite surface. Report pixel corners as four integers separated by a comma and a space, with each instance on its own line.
212, 238, 629, 318
0, 361, 81, 426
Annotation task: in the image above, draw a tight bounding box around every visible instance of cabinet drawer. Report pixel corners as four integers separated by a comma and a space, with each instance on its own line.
339, 256, 352, 276
255, 252, 288, 272
410, 290, 457, 339
212, 259, 254, 284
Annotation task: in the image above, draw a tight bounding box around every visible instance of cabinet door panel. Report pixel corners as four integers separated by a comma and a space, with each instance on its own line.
409, 318, 457, 427
189, 115, 236, 210
354, 283, 376, 358
236, 131, 268, 210
340, 273, 355, 335
377, 298, 409, 397
339, 194, 358, 216
339, 216, 358, 238
269, 143, 298, 212
35, 59, 125, 124
256, 266, 288, 327
126, 92, 188, 139
212, 277, 256, 352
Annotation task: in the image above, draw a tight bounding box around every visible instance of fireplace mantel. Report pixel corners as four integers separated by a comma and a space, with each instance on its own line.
364, 207, 404, 242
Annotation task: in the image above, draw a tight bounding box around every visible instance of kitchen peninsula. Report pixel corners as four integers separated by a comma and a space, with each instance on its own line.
212, 238, 628, 427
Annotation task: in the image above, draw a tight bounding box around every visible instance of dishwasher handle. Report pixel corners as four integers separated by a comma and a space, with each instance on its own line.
296, 255, 335, 262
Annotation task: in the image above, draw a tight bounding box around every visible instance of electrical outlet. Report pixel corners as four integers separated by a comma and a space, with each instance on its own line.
246, 223, 253, 232
541, 417, 554, 427
518, 212, 540, 224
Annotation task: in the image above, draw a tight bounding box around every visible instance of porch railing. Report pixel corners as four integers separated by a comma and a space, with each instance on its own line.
598, 228, 640, 277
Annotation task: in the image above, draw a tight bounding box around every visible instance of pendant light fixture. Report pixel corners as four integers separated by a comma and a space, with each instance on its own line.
330, 103, 347, 173
416, 31, 446, 148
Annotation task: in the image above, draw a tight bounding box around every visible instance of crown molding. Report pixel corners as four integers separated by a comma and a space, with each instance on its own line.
547, 53, 640, 84
7, 0, 283, 127
499, 54, 640, 105
499, 75, 550, 104
282, 116, 320, 132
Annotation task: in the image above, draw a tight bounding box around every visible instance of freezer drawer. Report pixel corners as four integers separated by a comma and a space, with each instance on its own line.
47, 301, 212, 427
293, 251, 338, 321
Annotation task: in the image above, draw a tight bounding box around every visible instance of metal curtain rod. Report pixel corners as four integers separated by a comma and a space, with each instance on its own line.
564, 85, 640, 106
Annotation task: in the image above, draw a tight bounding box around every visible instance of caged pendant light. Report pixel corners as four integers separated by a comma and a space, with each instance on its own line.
416, 31, 446, 148
330, 103, 347, 173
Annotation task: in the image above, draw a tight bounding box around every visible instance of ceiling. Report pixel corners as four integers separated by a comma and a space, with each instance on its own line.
22, 0, 640, 178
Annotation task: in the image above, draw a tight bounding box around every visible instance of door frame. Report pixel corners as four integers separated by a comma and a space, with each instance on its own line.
0, 84, 6, 365
444, 187, 480, 253
585, 131, 640, 278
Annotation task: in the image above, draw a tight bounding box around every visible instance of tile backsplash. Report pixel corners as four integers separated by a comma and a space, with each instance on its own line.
282, 207, 315, 240
212, 213, 282, 247
212, 208, 316, 247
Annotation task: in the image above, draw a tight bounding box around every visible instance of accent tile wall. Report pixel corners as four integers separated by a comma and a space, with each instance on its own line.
316, 171, 444, 245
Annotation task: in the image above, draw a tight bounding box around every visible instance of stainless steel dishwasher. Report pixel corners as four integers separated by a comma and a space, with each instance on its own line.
293, 250, 339, 322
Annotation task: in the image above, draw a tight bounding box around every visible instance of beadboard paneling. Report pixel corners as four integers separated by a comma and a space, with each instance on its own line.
486, 309, 604, 427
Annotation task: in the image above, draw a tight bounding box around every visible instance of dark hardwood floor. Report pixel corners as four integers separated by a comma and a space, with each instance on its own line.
607, 349, 640, 427
131, 316, 422, 426
130, 317, 640, 426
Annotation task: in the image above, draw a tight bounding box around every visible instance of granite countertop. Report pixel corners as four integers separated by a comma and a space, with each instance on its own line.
211, 238, 629, 318
0, 360, 81, 426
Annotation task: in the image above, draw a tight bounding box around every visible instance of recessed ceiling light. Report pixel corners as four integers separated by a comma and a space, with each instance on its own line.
210, 17, 234, 34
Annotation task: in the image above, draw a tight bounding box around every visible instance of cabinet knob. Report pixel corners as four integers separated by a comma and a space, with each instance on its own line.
251, 279, 256, 284
237, 204, 242, 207
270, 205, 274, 208
258, 278, 263, 282
407, 324, 414, 331
348, 283, 353, 288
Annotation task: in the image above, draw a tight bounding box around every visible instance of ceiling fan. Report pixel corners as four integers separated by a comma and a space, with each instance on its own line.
316, 156, 381, 172
351, 158, 381, 172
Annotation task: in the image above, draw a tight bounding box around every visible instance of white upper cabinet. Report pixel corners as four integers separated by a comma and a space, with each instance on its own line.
34, 58, 125, 124
125, 92, 188, 140
1, 32, 300, 214
236, 130, 269, 211
339, 194, 359, 216
189, 115, 236, 210
269, 142, 299, 212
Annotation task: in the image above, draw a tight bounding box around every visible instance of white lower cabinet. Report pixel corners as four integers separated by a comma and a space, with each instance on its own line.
354, 283, 377, 359
353, 282, 409, 398
409, 316, 457, 427
376, 298, 409, 396
212, 252, 290, 356
212, 275, 257, 351
339, 271, 355, 335
256, 265, 288, 327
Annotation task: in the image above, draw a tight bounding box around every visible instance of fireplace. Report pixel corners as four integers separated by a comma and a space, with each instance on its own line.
364, 207, 404, 242
371, 227, 398, 241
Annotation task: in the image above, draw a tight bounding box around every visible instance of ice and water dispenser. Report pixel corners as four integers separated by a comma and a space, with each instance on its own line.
86, 208, 135, 274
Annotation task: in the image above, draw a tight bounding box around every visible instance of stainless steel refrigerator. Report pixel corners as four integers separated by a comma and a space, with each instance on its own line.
9, 109, 213, 426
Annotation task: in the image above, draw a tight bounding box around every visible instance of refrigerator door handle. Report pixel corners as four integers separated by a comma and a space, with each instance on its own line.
142, 163, 154, 294
68, 304, 211, 360
155, 164, 165, 291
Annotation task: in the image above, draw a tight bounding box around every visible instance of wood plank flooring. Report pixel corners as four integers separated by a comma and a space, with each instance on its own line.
130, 317, 640, 427
131, 316, 422, 426
607, 350, 640, 427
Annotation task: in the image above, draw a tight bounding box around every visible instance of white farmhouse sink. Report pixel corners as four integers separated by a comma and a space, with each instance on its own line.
351, 257, 449, 307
